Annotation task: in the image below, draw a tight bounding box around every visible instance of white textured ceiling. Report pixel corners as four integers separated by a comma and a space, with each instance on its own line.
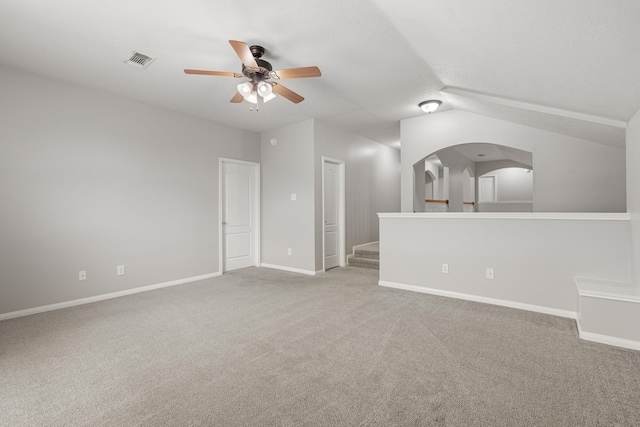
1, 0, 638, 148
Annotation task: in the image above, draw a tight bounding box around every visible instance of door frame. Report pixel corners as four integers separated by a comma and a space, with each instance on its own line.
218, 158, 261, 274
322, 156, 346, 272
478, 174, 497, 202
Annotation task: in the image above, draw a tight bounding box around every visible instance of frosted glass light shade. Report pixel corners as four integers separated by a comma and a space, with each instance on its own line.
245, 91, 258, 104
257, 81, 273, 97
419, 100, 442, 113
237, 82, 253, 96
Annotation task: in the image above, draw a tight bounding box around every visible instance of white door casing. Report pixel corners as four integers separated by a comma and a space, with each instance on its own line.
324, 162, 339, 269
479, 175, 497, 202
322, 157, 345, 271
219, 159, 260, 272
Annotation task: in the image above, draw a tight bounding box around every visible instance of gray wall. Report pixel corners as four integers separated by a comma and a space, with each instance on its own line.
0, 66, 260, 314
482, 167, 533, 201
401, 110, 626, 213
260, 120, 316, 273
379, 214, 633, 314
313, 121, 400, 270
433, 149, 475, 211
627, 109, 640, 284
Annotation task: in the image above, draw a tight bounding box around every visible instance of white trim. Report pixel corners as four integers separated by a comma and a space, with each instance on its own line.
442, 87, 628, 129
478, 174, 497, 203
576, 320, 640, 352
219, 158, 261, 274
218, 157, 261, 167
476, 201, 534, 204
378, 280, 577, 319
575, 277, 640, 303
321, 157, 346, 272
378, 212, 630, 221
0, 272, 222, 321
577, 291, 640, 304
260, 263, 318, 276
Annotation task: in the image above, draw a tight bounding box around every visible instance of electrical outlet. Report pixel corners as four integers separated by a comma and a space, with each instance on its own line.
442, 263, 449, 274
486, 268, 495, 279
117, 265, 125, 276
291, 194, 297, 201
288, 248, 292, 256
79, 270, 86, 281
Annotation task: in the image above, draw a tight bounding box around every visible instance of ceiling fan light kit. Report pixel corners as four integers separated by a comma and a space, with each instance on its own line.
419, 100, 442, 114
185, 40, 322, 109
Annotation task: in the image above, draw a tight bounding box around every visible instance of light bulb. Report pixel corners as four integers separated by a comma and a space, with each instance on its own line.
237, 82, 253, 96
257, 81, 273, 97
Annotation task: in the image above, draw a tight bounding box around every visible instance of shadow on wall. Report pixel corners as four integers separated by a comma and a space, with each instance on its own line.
414, 143, 533, 212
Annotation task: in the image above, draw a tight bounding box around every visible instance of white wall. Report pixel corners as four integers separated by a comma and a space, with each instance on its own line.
401, 110, 626, 213
260, 119, 401, 273
260, 120, 316, 273
627, 109, 640, 284
433, 148, 475, 211
313, 121, 400, 270
379, 214, 633, 314
481, 167, 533, 201
0, 65, 260, 315
412, 160, 426, 212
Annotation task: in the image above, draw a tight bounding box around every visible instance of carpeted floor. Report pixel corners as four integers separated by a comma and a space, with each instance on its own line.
1, 266, 639, 426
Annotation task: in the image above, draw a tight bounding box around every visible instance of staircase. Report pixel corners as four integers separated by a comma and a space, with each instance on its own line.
348, 242, 379, 270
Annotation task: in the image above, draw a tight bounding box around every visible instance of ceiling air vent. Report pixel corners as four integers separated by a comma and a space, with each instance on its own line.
125, 51, 155, 69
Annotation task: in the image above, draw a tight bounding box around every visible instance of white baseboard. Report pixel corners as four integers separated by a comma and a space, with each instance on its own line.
379, 280, 577, 319
0, 272, 222, 321
576, 319, 640, 351
260, 263, 318, 276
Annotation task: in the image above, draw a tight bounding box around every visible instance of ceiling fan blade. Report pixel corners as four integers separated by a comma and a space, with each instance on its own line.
184, 69, 243, 78
230, 92, 244, 103
229, 40, 259, 70
271, 83, 304, 104
272, 66, 321, 79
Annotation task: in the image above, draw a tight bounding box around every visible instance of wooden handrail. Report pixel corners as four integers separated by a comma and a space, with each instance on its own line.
425, 199, 449, 204
463, 201, 475, 205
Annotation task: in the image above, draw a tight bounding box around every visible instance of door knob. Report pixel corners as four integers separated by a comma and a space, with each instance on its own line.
222, 222, 227, 225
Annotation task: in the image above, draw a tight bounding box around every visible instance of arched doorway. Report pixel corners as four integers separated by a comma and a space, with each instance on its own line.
413, 143, 532, 212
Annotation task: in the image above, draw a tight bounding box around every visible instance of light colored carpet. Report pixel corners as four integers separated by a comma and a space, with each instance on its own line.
1, 266, 639, 426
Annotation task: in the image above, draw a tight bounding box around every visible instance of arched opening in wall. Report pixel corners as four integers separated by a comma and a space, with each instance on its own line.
421, 154, 449, 212
413, 143, 532, 212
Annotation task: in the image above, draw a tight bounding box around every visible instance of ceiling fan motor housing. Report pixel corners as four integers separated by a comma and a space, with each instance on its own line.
242, 45, 273, 81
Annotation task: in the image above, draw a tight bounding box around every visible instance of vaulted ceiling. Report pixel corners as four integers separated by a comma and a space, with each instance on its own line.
1, 0, 638, 149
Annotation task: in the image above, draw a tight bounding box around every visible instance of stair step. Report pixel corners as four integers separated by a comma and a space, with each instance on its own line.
354, 249, 379, 259
348, 256, 379, 270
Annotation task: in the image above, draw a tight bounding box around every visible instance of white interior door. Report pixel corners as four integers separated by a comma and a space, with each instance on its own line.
479, 175, 496, 202
222, 161, 257, 271
323, 161, 340, 270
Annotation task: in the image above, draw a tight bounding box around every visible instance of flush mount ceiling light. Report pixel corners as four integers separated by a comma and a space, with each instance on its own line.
419, 100, 442, 114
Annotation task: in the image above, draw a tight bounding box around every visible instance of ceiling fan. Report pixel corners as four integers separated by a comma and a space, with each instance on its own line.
184, 40, 321, 106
